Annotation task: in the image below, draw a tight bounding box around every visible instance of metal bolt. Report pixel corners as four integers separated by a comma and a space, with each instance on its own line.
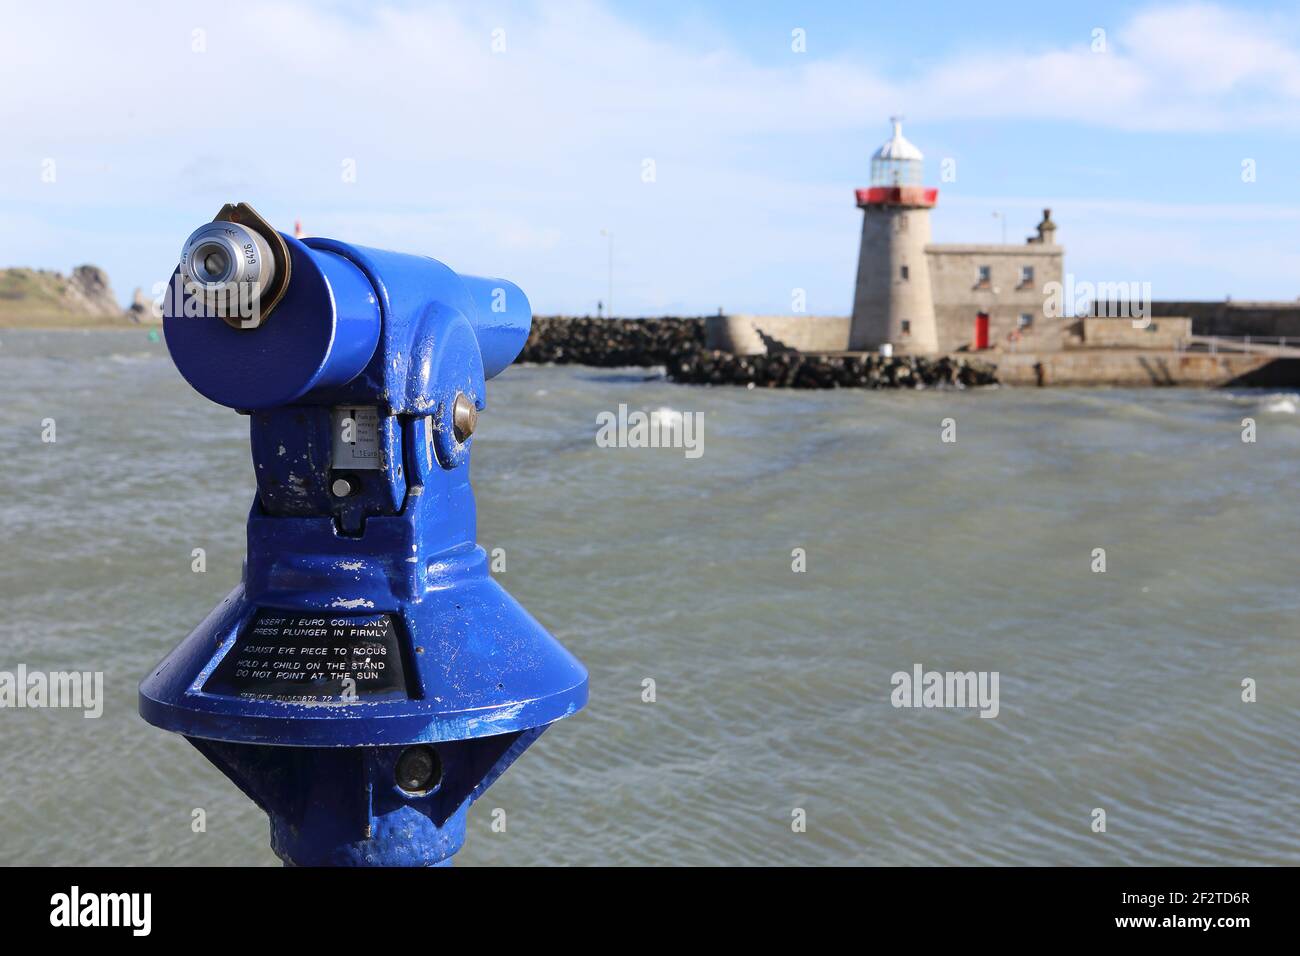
395, 745, 441, 794
331, 476, 356, 498
452, 393, 478, 443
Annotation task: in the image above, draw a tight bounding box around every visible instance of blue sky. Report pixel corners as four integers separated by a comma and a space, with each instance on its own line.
3, 0, 1299, 313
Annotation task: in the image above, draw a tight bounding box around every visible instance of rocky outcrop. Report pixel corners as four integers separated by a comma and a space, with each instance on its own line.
65, 265, 120, 317
0, 265, 135, 327
516, 314, 999, 388
127, 286, 161, 324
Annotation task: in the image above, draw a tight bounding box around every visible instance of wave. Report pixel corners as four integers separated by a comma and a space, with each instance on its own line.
1258, 393, 1299, 414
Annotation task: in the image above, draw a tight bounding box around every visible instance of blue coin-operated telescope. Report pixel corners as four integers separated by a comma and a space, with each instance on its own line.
140, 203, 587, 866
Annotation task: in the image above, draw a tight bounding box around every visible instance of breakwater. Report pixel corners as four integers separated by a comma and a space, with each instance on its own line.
519, 316, 705, 367
668, 349, 998, 389
519, 316, 996, 388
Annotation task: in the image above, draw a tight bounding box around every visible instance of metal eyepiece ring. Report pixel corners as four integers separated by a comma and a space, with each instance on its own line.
179, 220, 277, 327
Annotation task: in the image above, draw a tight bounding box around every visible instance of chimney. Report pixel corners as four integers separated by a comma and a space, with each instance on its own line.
1029, 208, 1056, 245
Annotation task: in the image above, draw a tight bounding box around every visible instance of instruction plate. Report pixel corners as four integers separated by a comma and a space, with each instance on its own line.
203, 610, 409, 702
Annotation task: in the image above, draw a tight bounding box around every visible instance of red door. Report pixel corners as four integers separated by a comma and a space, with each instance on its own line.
974, 312, 990, 350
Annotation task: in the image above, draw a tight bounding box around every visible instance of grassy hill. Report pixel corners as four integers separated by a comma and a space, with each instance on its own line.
0, 266, 143, 328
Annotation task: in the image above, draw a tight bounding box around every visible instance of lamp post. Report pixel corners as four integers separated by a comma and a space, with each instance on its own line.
599, 228, 613, 318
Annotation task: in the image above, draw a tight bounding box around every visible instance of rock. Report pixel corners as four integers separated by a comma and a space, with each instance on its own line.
64, 265, 121, 317
517, 316, 707, 367
128, 286, 161, 324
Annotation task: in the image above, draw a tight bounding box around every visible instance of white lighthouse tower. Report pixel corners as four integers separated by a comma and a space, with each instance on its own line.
848, 118, 940, 353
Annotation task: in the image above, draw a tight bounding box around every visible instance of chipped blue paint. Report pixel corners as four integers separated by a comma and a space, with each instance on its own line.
141, 226, 587, 866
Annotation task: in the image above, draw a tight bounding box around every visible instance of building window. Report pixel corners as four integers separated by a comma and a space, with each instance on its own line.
1020, 265, 1034, 286
1018, 313, 1033, 329
901, 320, 911, 336
977, 265, 991, 286
900, 265, 909, 281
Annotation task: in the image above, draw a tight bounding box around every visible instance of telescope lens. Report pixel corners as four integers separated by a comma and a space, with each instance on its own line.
191, 241, 233, 284
203, 249, 228, 279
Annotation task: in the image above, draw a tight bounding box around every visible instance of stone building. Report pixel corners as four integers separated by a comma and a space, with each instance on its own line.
850, 119, 1064, 355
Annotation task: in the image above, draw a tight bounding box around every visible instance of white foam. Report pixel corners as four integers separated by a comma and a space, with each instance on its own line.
1259, 393, 1299, 414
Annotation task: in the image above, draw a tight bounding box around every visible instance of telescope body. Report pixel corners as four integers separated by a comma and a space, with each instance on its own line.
140, 213, 587, 866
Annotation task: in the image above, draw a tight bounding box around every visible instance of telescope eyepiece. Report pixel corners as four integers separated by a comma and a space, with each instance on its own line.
180, 220, 276, 322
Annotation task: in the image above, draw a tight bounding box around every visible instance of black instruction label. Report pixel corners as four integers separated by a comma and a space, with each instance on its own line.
203, 610, 408, 702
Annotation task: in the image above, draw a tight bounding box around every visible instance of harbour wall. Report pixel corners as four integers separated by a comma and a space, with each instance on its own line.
704, 314, 848, 355
993, 350, 1285, 387
1103, 301, 1300, 339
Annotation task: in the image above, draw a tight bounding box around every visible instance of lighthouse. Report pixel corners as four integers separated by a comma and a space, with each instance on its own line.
849, 118, 940, 353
